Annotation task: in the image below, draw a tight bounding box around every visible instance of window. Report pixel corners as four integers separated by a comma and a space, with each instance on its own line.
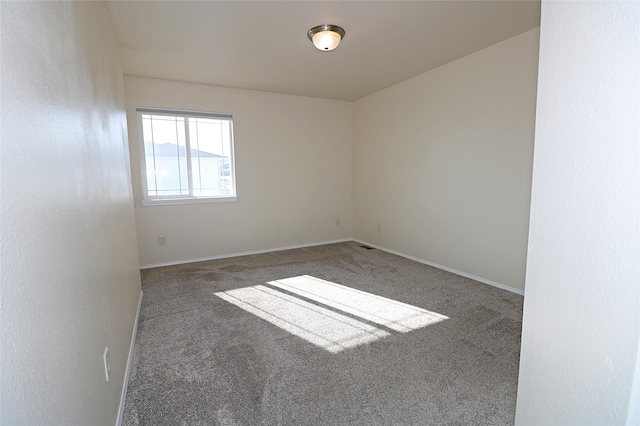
137, 108, 236, 205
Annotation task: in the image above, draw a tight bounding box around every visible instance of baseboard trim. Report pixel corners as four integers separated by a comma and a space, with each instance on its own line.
352, 239, 525, 296
116, 289, 143, 426
139, 238, 353, 269
139, 238, 524, 296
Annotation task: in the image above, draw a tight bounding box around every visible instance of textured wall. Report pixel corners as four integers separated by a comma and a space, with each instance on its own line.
124, 77, 353, 267
352, 29, 539, 292
1, 2, 142, 424
515, 2, 640, 424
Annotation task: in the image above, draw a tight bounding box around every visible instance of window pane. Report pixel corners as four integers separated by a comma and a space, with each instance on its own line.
142, 116, 157, 194
139, 109, 235, 202
189, 118, 234, 197
221, 121, 234, 195
143, 115, 189, 196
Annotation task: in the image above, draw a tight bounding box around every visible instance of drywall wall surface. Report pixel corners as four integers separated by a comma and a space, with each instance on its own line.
515, 2, 640, 425
353, 29, 539, 291
124, 77, 353, 266
1, 2, 142, 425
629, 334, 640, 426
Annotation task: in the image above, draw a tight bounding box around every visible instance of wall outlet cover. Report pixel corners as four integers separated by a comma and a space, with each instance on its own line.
103, 347, 111, 382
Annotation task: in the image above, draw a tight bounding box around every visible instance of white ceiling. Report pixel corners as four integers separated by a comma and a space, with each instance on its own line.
108, 1, 540, 102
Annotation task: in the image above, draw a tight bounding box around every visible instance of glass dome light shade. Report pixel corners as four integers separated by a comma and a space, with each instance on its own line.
307, 25, 345, 52
312, 30, 341, 51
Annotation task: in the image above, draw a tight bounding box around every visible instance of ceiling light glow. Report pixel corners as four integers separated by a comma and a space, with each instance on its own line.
307, 24, 345, 52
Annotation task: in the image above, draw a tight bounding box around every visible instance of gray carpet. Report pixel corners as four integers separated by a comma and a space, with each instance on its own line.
122, 242, 523, 425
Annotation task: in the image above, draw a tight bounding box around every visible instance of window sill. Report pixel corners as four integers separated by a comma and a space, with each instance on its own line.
141, 196, 237, 207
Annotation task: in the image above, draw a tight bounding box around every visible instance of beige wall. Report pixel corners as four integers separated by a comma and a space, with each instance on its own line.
353, 29, 539, 292
124, 77, 353, 267
1, 2, 142, 425
516, 2, 640, 424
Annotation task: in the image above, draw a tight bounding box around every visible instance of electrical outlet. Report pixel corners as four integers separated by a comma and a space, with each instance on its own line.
103, 347, 111, 382
336, 219, 340, 227
159, 235, 166, 245
377, 223, 382, 232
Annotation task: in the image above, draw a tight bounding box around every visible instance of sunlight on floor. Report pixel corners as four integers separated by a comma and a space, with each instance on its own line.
214, 275, 448, 353
269, 275, 449, 333
216, 285, 389, 353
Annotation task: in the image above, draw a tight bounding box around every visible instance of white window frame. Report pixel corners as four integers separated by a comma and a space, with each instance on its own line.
137, 108, 237, 206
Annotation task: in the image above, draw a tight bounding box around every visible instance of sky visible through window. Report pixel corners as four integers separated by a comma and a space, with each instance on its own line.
142, 115, 230, 157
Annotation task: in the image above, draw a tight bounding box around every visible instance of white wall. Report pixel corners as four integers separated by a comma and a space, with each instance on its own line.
1, 2, 142, 425
125, 77, 353, 267
515, 2, 640, 424
353, 29, 539, 292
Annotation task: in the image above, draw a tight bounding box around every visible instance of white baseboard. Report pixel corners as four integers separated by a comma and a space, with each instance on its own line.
139, 237, 524, 296
116, 289, 143, 426
353, 239, 525, 296
139, 238, 352, 269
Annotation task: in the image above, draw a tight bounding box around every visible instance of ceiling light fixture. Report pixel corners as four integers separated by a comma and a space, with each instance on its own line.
307, 24, 345, 52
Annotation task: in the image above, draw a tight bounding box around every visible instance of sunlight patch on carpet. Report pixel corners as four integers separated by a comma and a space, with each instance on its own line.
215, 276, 448, 353
269, 275, 448, 332
215, 285, 389, 353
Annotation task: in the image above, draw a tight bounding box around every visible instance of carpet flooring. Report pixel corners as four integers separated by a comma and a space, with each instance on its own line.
122, 242, 523, 425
